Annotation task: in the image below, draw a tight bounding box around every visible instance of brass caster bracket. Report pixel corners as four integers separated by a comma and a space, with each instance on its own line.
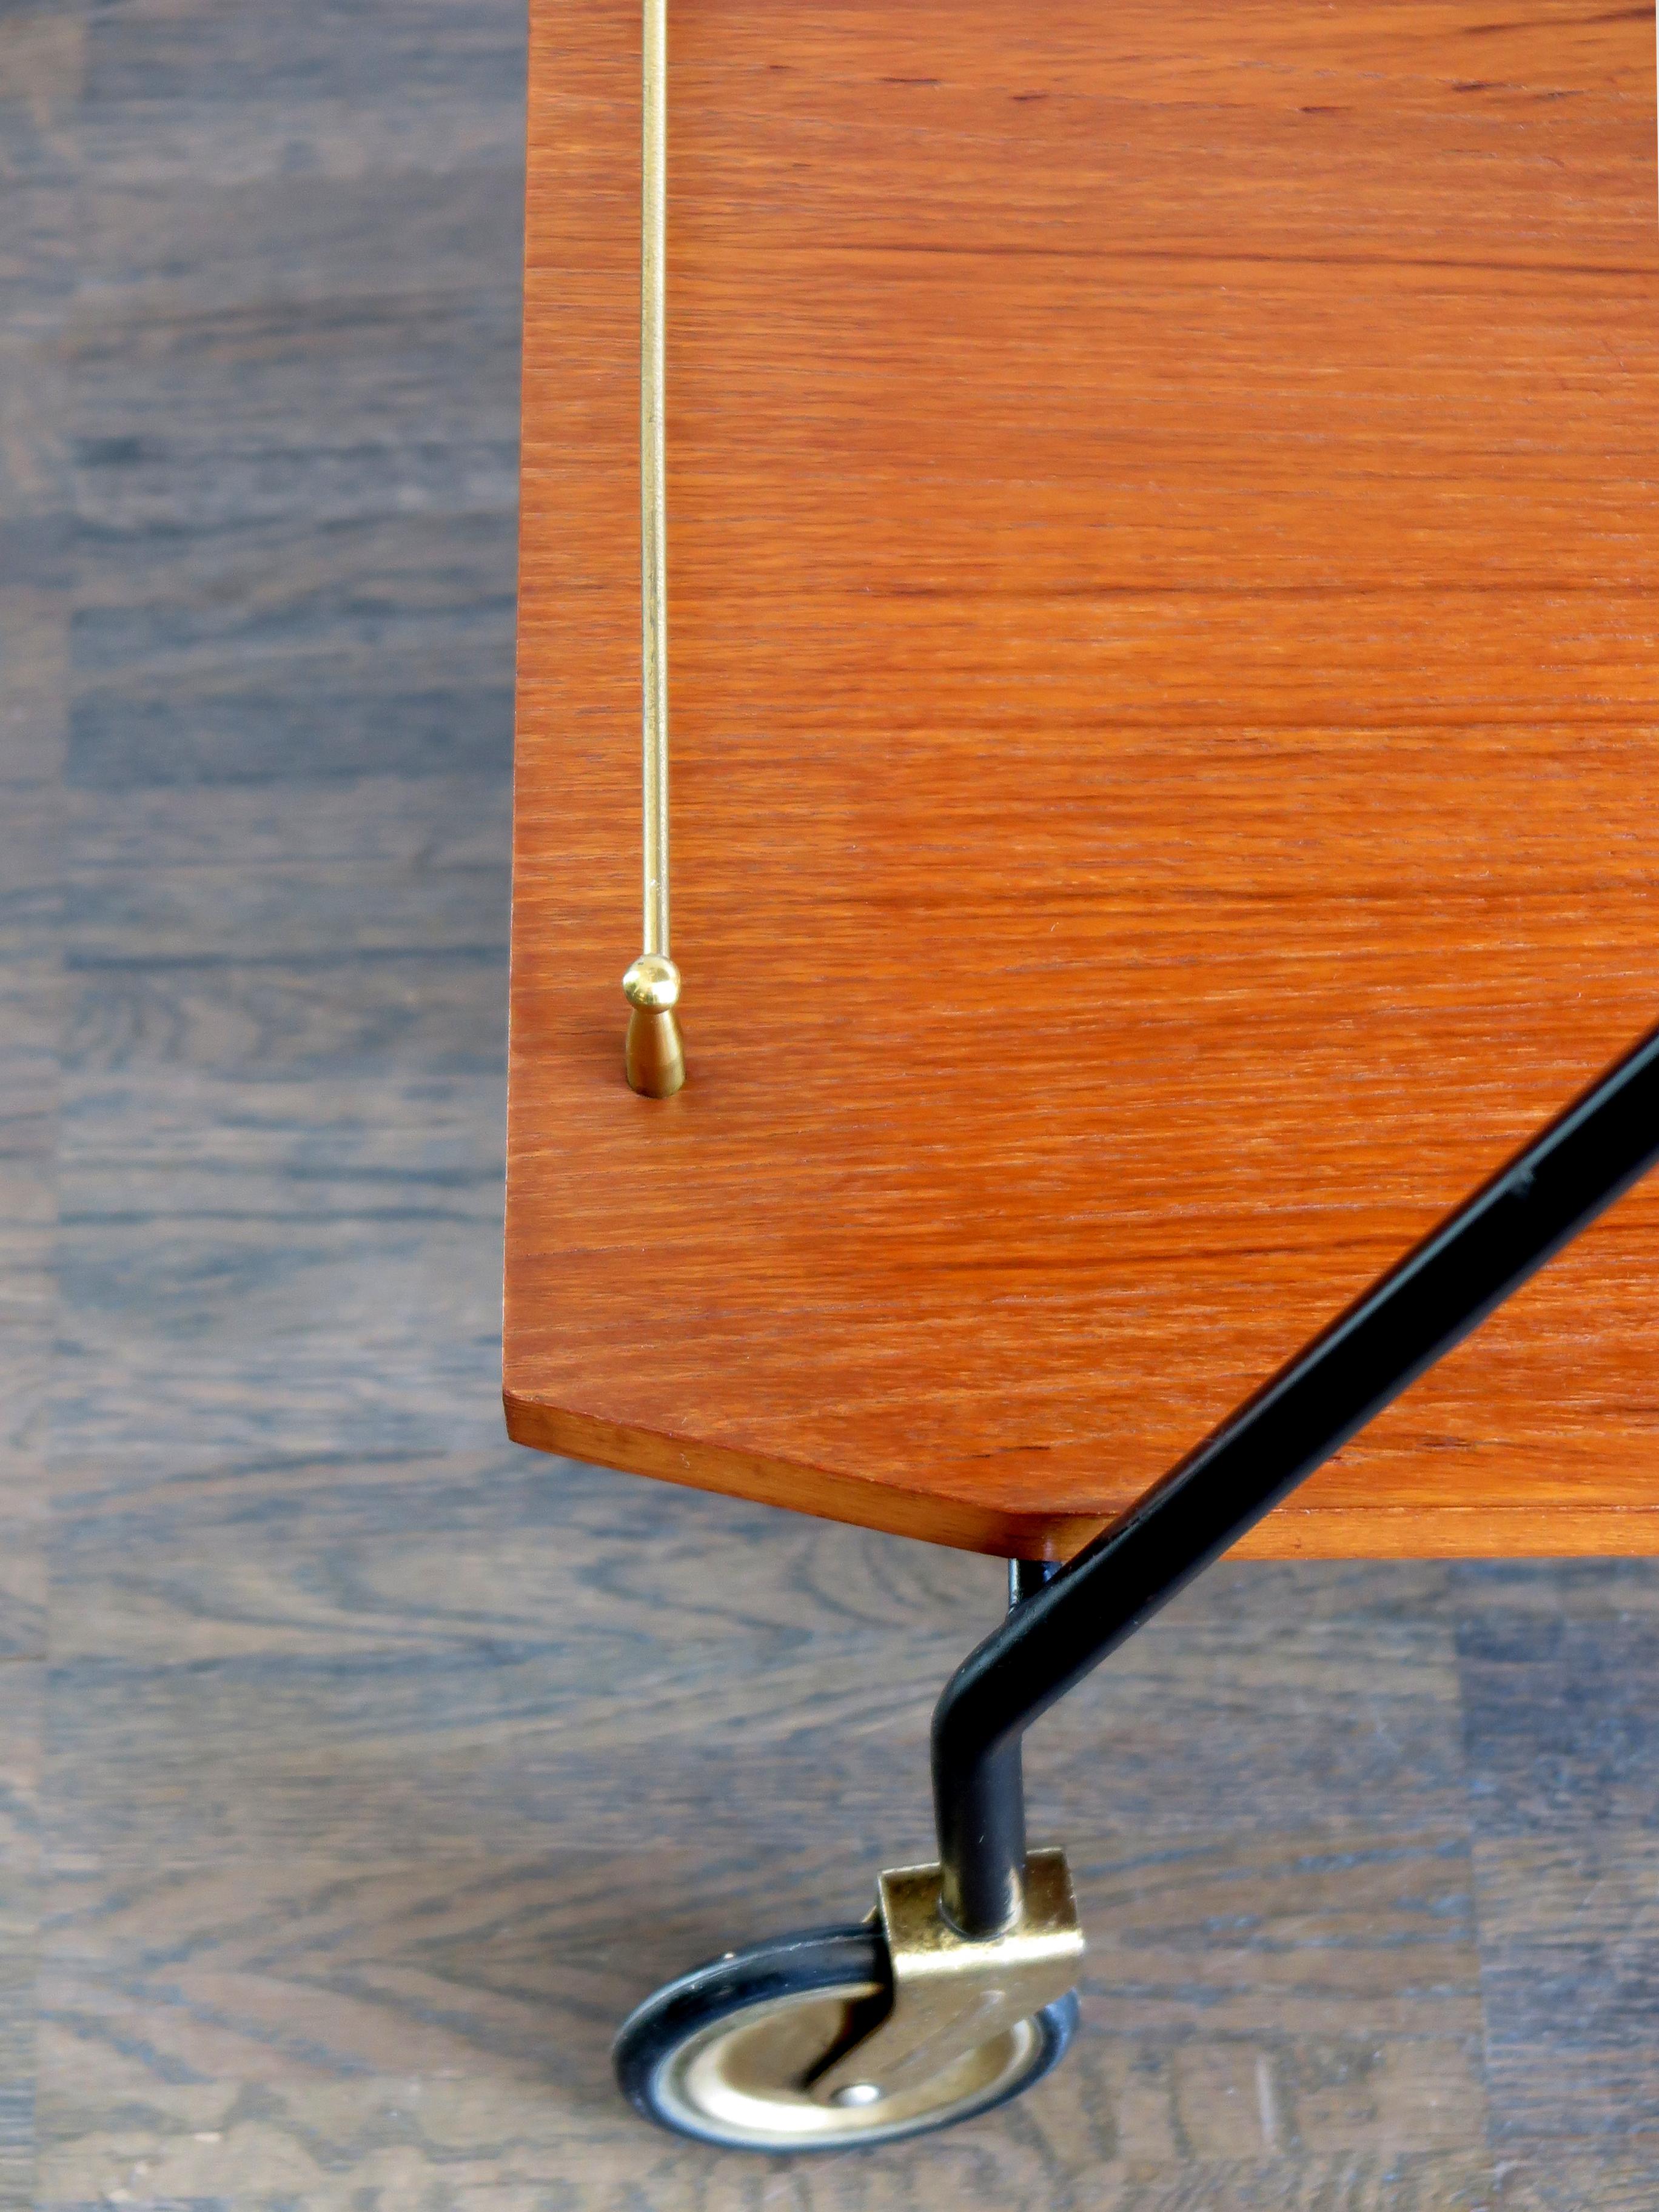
809, 1849, 1085, 2108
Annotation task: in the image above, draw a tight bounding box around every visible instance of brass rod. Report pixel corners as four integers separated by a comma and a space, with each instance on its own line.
640, 0, 669, 960
623, 0, 685, 1097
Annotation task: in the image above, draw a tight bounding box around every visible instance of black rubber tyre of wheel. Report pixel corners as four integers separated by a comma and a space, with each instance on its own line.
613, 1922, 1079, 2153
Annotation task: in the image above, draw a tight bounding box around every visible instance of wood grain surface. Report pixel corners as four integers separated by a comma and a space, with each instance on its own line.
508, 0, 1659, 1558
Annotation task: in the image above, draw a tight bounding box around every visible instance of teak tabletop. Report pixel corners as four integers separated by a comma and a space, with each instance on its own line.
506, 0, 1659, 1563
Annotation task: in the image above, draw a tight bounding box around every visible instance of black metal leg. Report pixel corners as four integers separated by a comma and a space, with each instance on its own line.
935, 1019, 1659, 1938
951, 1564, 1065, 1939
1007, 1558, 1062, 1608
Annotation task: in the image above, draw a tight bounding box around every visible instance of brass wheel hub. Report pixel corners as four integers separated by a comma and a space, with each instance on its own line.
654, 1977, 1044, 2151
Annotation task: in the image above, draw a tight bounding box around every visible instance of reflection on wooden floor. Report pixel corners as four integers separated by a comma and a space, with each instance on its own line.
2, 0, 1657, 2204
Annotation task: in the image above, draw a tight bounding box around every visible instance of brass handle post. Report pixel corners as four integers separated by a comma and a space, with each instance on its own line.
625, 0, 685, 1096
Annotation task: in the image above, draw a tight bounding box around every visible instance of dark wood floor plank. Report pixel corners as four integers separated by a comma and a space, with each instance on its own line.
64, 776, 511, 875
1473, 1831, 1659, 2144
1495, 2158, 1659, 2212
1454, 1562, 1659, 2155
0, 18, 76, 2196
0, 1671, 41, 2212
78, 0, 526, 115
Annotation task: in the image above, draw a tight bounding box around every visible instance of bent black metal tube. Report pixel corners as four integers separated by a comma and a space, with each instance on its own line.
934, 1019, 1659, 1937
956, 1560, 1066, 1956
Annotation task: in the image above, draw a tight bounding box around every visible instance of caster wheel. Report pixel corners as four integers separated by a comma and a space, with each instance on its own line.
613, 1922, 1079, 2152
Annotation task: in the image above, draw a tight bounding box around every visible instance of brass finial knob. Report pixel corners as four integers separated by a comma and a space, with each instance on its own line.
623, 954, 685, 1098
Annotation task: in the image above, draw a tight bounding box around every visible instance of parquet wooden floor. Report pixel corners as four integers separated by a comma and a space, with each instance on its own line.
4, 1, 1657, 2204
